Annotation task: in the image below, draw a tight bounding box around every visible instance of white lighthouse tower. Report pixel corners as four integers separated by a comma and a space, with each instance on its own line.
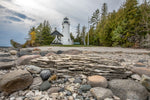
61, 17, 73, 45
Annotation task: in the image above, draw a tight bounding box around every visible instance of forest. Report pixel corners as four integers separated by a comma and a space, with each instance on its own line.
84, 0, 150, 48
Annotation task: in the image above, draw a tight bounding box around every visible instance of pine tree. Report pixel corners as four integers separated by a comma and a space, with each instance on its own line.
75, 24, 82, 43
90, 9, 100, 27
35, 20, 54, 45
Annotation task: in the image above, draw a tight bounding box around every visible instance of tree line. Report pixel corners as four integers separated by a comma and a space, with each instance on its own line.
85, 0, 150, 47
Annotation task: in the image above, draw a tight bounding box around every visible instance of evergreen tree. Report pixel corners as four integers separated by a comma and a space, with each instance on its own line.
90, 9, 100, 27
88, 0, 150, 47
101, 3, 108, 22
35, 20, 54, 45
70, 33, 75, 42
75, 24, 82, 43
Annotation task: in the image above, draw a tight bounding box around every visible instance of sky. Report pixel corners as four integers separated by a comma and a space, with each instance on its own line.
0, 0, 144, 46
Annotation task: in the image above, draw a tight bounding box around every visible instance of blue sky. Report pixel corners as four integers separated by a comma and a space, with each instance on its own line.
0, 0, 144, 46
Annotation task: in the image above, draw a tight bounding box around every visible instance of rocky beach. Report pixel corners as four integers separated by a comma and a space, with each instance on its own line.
0, 46, 150, 100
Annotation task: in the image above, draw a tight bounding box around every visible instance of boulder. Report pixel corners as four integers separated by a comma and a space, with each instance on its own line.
0, 62, 15, 70
131, 67, 150, 77
17, 55, 41, 65
140, 75, 150, 91
88, 75, 108, 88
0, 70, 33, 94
62, 49, 82, 55
26, 65, 41, 74
108, 79, 148, 100
90, 87, 113, 100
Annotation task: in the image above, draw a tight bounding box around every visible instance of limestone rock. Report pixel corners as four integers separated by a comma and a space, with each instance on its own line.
17, 55, 41, 65
0, 70, 33, 94
131, 67, 150, 77
0, 53, 11, 57
88, 75, 108, 88
26, 65, 41, 74
108, 79, 148, 100
140, 74, 150, 91
0, 61, 15, 70
90, 87, 113, 100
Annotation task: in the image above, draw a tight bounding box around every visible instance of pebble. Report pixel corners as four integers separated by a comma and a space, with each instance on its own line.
68, 96, 74, 100
25, 91, 34, 97
48, 87, 61, 94
131, 74, 141, 81
68, 78, 75, 83
40, 70, 51, 81
10, 97, 15, 100
66, 85, 74, 92
73, 78, 82, 83
73, 93, 77, 98
80, 85, 92, 92
26, 65, 41, 74
66, 91, 72, 96
40, 81, 51, 91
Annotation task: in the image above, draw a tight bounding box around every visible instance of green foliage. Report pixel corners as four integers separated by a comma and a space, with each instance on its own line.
70, 33, 74, 41
90, 9, 100, 27
74, 24, 82, 43
35, 20, 54, 45
88, 0, 150, 47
